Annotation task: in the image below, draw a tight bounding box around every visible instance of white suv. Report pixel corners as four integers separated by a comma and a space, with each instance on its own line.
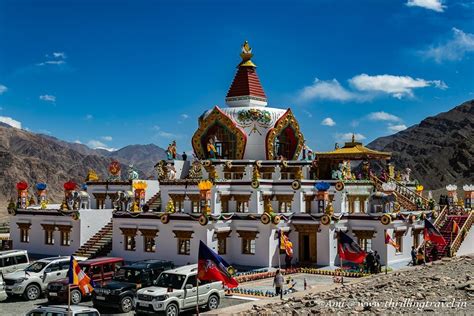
135, 264, 225, 316
3, 256, 70, 300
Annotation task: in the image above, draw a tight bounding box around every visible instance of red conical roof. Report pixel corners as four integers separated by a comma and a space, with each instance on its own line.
226, 66, 267, 100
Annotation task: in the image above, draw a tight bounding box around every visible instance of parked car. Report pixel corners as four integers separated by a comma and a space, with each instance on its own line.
46, 257, 124, 304
3, 256, 70, 300
92, 259, 174, 313
135, 264, 224, 316
0, 250, 29, 275
26, 305, 100, 316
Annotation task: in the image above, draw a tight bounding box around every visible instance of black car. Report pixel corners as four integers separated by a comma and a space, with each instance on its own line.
92, 259, 174, 313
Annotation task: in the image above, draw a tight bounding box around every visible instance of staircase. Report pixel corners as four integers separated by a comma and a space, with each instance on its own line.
73, 221, 113, 259
425, 212, 472, 261
146, 192, 161, 211
370, 174, 429, 210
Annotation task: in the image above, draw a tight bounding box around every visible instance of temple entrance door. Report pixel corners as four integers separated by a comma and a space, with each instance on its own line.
301, 234, 310, 262
294, 224, 318, 265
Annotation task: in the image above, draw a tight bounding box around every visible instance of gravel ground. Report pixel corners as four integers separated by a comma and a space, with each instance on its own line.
244, 256, 474, 315
0, 291, 248, 315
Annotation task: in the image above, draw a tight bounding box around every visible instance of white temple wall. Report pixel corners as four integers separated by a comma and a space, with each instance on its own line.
11, 214, 80, 257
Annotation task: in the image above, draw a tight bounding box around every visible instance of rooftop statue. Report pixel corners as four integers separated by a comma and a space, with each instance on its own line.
86, 169, 99, 182
128, 165, 139, 180
166, 140, 177, 160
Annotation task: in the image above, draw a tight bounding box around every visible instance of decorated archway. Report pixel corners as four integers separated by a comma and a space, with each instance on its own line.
192, 106, 247, 159
266, 109, 304, 160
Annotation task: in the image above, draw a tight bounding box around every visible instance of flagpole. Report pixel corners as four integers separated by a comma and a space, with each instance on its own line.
339, 252, 344, 286
196, 275, 199, 316
68, 284, 71, 316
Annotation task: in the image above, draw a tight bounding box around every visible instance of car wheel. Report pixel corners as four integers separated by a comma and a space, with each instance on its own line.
24, 284, 41, 300
207, 294, 220, 310
165, 302, 179, 316
70, 289, 82, 304
120, 295, 134, 313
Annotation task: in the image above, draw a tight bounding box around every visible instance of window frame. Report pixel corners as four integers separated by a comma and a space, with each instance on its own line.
178, 238, 191, 255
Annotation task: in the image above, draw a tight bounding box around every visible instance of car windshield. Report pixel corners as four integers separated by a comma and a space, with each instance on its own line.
25, 261, 48, 273
113, 268, 142, 283
155, 273, 186, 289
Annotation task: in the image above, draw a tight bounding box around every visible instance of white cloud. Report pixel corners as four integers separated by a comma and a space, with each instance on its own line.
302, 110, 313, 118
85, 114, 93, 120
87, 140, 116, 151
52, 52, 66, 59
388, 124, 408, 133
39, 94, 56, 102
0, 116, 22, 129
367, 111, 401, 122
101, 136, 113, 141
37, 52, 67, 66
421, 28, 474, 63
297, 78, 357, 102
406, 0, 446, 12
321, 117, 336, 126
152, 125, 161, 131
181, 114, 189, 119
0, 84, 7, 95
74, 140, 82, 144
158, 131, 176, 138
349, 74, 447, 99
335, 133, 366, 142
37, 60, 66, 66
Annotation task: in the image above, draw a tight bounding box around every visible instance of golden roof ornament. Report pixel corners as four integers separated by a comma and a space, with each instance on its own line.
239, 40, 256, 67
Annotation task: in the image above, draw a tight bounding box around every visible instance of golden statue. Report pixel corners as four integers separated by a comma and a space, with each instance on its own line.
40, 200, 48, 210
239, 40, 256, 67
295, 167, 304, 181
86, 169, 99, 182
252, 165, 260, 181
165, 198, 175, 213
325, 202, 334, 215
264, 202, 274, 214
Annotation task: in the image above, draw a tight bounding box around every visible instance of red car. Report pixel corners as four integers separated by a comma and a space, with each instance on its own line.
46, 257, 124, 304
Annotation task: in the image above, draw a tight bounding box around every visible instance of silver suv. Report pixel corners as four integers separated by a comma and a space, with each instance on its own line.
26, 305, 100, 316
135, 264, 225, 316
3, 256, 70, 300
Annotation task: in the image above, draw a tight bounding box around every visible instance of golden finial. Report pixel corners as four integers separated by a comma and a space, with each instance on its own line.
239, 40, 256, 67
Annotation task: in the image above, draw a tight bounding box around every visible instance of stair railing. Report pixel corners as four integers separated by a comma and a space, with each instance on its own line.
450, 210, 474, 255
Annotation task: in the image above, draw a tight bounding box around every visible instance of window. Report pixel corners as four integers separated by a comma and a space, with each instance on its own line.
18, 223, 30, 243
236, 201, 249, 213
305, 197, 313, 213
358, 238, 372, 252
242, 238, 256, 255
185, 275, 197, 288
221, 199, 229, 212
3, 256, 14, 267
120, 228, 137, 251
191, 201, 201, 213
279, 201, 292, 212
218, 237, 227, 255
60, 230, 71, 246
178, 239, 190, 255
103, 263, 114, 273
46, 263, 60, 272
395, 231, 404, 253
125, 235, 136, 251
59, 260, 70, 270
45, 230, 54, 245
144, 236, 156, 253
173, 200, 184, 212
15, 255, 28, 264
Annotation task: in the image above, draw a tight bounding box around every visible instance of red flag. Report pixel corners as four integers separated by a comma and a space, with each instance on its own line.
452, 220, 460, 236
198, 241, 238, 288
424, 219, 447, 246
385, 231, 400, 250
338, 231, 367, 263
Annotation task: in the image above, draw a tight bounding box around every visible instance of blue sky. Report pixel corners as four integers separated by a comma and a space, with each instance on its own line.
0, 0, 473, 153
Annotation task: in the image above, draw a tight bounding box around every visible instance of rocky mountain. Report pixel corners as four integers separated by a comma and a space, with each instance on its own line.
368, 99, 474, 190
0, 124, 166, 211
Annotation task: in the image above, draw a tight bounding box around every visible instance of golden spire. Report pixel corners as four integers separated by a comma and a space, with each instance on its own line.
239, 40, 257, 67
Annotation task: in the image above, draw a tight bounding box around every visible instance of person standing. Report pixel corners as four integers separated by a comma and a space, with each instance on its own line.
411, 246, 417, 265
182, 151, 187, 161
374, 251, 381, 273
430, 246, 439, 262
273, 269, 284, 299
